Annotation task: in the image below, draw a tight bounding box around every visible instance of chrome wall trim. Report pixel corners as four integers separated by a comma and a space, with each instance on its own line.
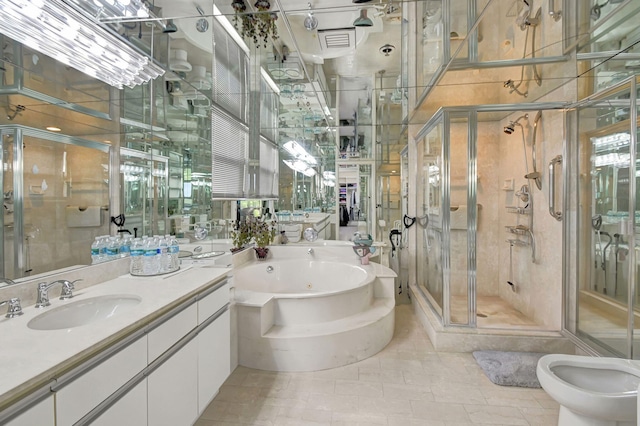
626, 76, 637, 358
448, 56, 569, 70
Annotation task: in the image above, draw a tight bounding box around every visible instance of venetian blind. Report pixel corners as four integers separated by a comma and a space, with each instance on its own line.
259, 136, 278, 198
211, 16, 249, 198
211, 106, 248, 198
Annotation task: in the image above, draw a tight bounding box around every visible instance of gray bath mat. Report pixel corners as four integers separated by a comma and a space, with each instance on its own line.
472, 351, 545, 388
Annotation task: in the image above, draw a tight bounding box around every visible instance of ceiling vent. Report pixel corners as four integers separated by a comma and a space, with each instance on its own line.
318, 28, 356, 50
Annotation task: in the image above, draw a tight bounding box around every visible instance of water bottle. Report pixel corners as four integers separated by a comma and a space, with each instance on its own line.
105, 236, 119, 261
119, 235, 132, 258
130, 238, 144, 275
143, 237, 159, 275
97, 236, 108, 262
169, 235, 180, 270
158, 235, 170, 273
91, 237, 101, 264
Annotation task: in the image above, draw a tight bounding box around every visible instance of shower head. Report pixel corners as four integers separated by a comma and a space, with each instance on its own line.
6, 105, 25, 120
503, 114, 528, 134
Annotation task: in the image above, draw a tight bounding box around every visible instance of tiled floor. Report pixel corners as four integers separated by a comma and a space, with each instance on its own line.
195, 305, 559, 425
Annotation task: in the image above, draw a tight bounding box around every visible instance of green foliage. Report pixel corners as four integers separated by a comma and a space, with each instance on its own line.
230, 219, 252, 249
250, 217, 276, 248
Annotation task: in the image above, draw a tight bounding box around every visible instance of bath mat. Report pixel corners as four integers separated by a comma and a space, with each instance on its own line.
472, 350, 546, 388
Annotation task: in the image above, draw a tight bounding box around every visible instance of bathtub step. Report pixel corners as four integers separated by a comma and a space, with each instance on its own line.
264, 298, 394, 339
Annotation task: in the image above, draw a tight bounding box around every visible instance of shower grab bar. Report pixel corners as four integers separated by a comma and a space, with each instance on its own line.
548, 155, 563, 221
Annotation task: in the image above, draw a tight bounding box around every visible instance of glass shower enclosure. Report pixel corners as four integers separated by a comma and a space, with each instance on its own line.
415, 104, 565, 331
565, 75, 640, 358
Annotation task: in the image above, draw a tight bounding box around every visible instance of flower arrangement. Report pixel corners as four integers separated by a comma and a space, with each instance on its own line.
250, 217, 276, 248
230, 219, 252, 252
231, 0, 278, 47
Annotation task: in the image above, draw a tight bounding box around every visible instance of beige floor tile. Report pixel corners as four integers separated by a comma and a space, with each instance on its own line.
358, 395, 413, 415
431, 382, 487, 405
304, 393, 359, 412
214, 385, 263, 404
198, 401, 228, 420
335, 379, 384, 397
221, 402, 280, 424
464, 404, 529, 425
382, 382, 435, 401
197, 305, 561, 425
411, 400, 471, 422
519, 406, 561, 425
277, 406, 333, 422
331, 411, 388, 425
312, 365, 359, 380
241, 372, 292, 389
388, 416, 446, 426
287, 378, 336, 394
358, 367, 406, 384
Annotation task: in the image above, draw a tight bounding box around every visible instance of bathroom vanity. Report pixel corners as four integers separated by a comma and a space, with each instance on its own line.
0, 265, 231, 426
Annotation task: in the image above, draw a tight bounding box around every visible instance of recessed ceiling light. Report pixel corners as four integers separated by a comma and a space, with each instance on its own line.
46, 126, 61, 132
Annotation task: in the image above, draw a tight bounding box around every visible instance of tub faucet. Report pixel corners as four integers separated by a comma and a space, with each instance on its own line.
0, 297, 23, 318
35, 279, 81, 308
307, 248, 314, 255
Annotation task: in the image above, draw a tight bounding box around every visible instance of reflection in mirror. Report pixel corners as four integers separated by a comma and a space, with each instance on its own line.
1, 128, 110, 280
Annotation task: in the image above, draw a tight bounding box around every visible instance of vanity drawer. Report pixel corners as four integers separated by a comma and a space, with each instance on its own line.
147, 302, 197, 362
55, 336, 147, 426
198, 280, 230, 324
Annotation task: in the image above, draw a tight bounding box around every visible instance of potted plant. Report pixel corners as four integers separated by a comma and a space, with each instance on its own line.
250, 217, 276, 260
230, 219, 252, 253
231, 0, 278, 47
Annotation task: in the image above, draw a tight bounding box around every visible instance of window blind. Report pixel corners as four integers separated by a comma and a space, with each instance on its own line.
259, 136, 278, 198
211, 106, 248, 198
212, 22, 248, 121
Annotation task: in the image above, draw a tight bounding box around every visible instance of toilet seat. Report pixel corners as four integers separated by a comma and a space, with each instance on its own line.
537, 354, 640, 425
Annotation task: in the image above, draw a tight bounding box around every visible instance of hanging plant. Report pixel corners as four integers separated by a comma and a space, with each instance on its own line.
231, 0, 278, 48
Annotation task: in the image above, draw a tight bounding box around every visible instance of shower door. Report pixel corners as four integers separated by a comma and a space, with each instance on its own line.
567, 76, 640, 358
417, 120, 445, 317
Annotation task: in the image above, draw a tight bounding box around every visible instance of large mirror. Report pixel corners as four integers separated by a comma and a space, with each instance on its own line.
7, 0, 636, 282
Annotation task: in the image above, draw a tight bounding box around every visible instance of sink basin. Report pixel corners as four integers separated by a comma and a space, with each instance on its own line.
27, 295, 142, 331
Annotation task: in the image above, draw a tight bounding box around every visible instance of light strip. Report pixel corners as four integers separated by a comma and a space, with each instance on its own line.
283, 140, 317, 165
66, 0, 150, 20
0, 0, 164, 89
283, 159, 316, 177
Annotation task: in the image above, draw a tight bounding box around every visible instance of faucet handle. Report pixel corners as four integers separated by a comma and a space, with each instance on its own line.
0, 297, 23, 318
58, 279, 81, 300
35, 282, 51, 308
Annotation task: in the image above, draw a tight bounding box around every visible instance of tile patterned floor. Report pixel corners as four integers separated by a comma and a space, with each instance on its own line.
195, 305, 559, 425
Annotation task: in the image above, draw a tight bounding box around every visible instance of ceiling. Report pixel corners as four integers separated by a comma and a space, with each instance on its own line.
153, 0, 404, 106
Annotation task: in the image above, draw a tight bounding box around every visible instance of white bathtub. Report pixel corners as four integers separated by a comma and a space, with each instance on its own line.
233, 259, 372, 295
234, 245, 396, 371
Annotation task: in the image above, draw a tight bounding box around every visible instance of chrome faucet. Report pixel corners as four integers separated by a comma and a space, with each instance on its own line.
307, 248, 314, 255
0, 298, 23, 318
35, 279, 81, 308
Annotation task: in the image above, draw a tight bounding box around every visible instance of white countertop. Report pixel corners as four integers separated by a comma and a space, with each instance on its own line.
0, 265, 230, 409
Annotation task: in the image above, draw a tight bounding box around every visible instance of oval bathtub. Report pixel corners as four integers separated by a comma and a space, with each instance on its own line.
233, 259, 373, 295
233, 247, 397, 372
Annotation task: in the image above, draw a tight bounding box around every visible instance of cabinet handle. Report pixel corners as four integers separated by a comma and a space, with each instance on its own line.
548, 155, 563, 221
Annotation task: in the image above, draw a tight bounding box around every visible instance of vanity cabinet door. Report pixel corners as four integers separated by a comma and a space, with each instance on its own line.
91, 380, 147, 426
5, 395, 54, 426
55, 337, 147, 426
198, 309, 231, 412
148, 338, 198, 426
